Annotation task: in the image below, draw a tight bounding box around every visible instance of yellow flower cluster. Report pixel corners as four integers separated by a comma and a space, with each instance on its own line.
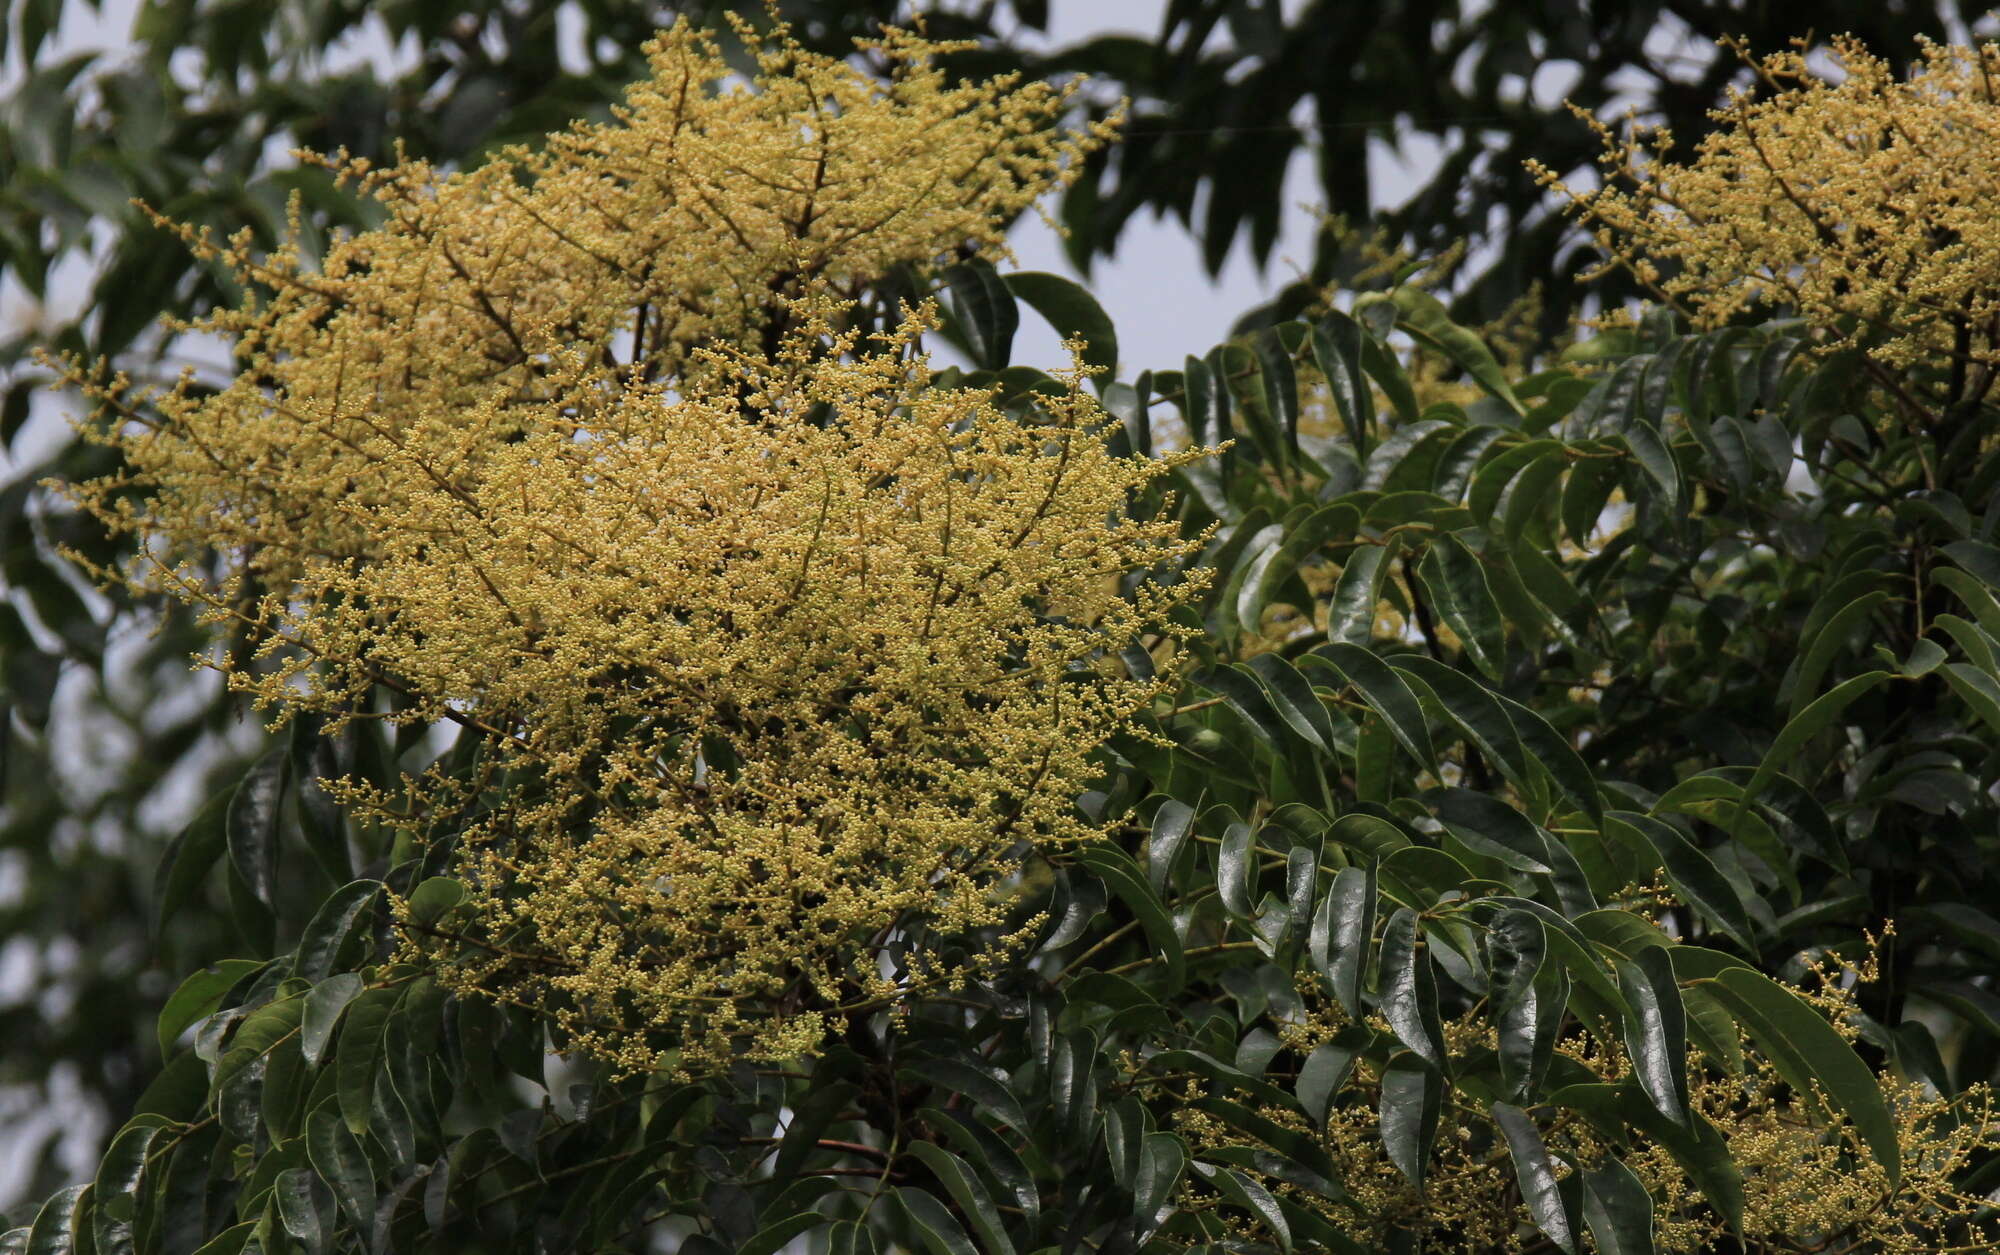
1535, 35, 2000, 389
61, 19, 1202, 1071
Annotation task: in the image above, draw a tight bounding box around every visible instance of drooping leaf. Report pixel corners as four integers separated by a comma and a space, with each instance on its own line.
943, 257, 1018, 371
1492, 1103, 1579, 1254
1378, 1053, 1442, 1189
1378, 908, 1447, 1070
1325, 539, 1398, 647
1616, 946, 1689, 1127
1312, 863, 1375, 1020
1580, 1156, 1657, 1255
1006, 270, 1116, 377
906, 1144, 1014, 1255
1147, 799, 1197, 895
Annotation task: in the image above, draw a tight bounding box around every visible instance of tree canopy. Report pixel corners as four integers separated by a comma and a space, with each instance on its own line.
5, 4, 2000, 1254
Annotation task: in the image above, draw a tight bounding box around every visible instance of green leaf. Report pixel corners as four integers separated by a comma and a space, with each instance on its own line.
906, 1144, 1013, 1255
1311, 864, 1375, 1020
1238, 503, 1360, 633
299, 973, 363, 1069
1492, 1104, 1578, 1254
1146, 800, 1197, 896
1785, 590, 1892, 719
1006, 271, 1115, 377
1414, 535, 1507, 680
1311, 312, 1374, 457
155, 789, 228, 938
1942, 538, 2000, 589
943, 258, 1018, 371
227, 749, 289, 910
772, 1078, 859, 1180
1696, 967, 1900, 1184
738, 1214, 825, 1255
1940, 661, 2000, 735
156, 959, 262, 1058
1580, 1157, 1657, 1255
1218, 822, 1257, 918
1306, 644, 1436, 774
293, 880, 382, 982
1246, 652, 1338, 755
24, 1184, 85, 1255
1325, 539, 1398, 646
1607, 812, 1758, 956
1378, 1053, 1442, 1189
1135, 1133, 1186, 1233
1617, 947, 1689, 1127
1390, 287, 1524, 415
1390, 658, 1530, 799
403, 875, 464, 925
1491, 691, 1604, 827
895, 1187, 979, 1255
930, 1109, 1038, 1233
1735, 671, 1893, 838
1379, 908, 1446, 1070
1485, 908, 1546, 1017
306, 1106, 375, 1231
1254, 325, 1301, 466
1551, 1082, 1742, 1238
1931, 565, 2000, 639
1496, 953, 1567, 1102
1622, 421, 1680, 513
335, 986, 399, 1136
1296, 1039, 1358, 1126
1194, 665, 1287, 749
1189, 1162, 1291, 1251
1076, 844, 1185, 993
274, 1168, 327, 1255
900, 1060, 1029, 1134
91, 1122, 162, 1255
827, 1222, 879, 1255
1432, 788, 1552, 874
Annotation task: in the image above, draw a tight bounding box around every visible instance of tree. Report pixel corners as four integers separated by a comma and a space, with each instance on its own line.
7, 0, 1998, 1199
10, 13, 2000, 1254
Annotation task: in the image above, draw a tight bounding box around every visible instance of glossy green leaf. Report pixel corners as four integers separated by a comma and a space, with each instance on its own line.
226, 749, 288, 909
299, 973, 363, 1068
1189, 1162, 1291, 1251
895, 1187, 979, 1255
1551, 1082, 1742, 1238
91, 1122, 161, 1255
1378, 908, 1446, 1069
1195, 665, 1287, 749
305, 1106, 374, 1231
1606, 812, 1757, 956
292, 880, 382, 984
1296, 1039, 1358, 1127
1076, 845, 1185, 993
1736, 671, 1893, 833
154, 790, 228, 939
1492, 1103, 1578, 1254
1325, 539, 1398, 647
1312, 863, 1375, 1020
931, 1108, 1038, 1233
1622, 421, 1680, 512
1414, 535, 1506, 679
1390, 287, 1523, 415
273, 1167, 326, 1255
1941, 661, 2000, 734
1147, 800, 1197, 896
1246, 652, 1338, 755
1617, 946, 1689, 1127
1378, 1053, 1442, 1189
155, 959, 262, 1058
1006, 271, 1115, 377
334, 986, 399, 1136
739, 1214, 825, 1255
1135, 1132, 1187, 1231
1696, 966, 1900, 1184
1581, 1156, 1657, 1255
827, 1221, 879, 1255
900, 1058, 1029, 1134
943, 258, 1018, 371
1217, 822, 1257, 918
907, 1143, 1013, 1255
1306, 643, 1436, 773
1785, 590, 1892, 719
1311, 312, 1374, 457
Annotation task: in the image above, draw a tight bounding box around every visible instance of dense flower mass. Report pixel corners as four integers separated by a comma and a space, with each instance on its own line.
61, 19, 1202, 1070
1535, 35, 2000, 383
